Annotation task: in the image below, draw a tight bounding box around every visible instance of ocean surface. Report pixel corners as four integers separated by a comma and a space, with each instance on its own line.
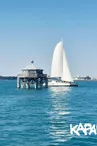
0, 80, 97, 146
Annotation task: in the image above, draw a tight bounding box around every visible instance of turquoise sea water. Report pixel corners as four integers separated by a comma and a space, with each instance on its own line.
0, 80, 97, 146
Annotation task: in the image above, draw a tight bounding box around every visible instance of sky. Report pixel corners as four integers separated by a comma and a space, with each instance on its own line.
0, 0, 97, 77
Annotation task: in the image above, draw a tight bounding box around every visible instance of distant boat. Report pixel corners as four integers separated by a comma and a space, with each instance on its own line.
49, 41, 78, 87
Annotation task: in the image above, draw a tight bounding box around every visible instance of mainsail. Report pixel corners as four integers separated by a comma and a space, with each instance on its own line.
51, 41, 63, 78
51, 41, 73, 82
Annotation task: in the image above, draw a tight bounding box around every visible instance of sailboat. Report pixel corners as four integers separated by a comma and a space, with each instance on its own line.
49, 41, 78, 87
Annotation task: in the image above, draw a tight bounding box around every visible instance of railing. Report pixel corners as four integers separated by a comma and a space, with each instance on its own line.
18, 73, 37, 78
37, 74, 47, 78
17, 73, 47, 78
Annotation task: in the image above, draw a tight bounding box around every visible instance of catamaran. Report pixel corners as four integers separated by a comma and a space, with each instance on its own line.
48, 41, 78, 87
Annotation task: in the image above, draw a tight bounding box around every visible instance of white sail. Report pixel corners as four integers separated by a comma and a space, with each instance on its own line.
51, 40, 73, 82
62, 45, 73, 82
51, 41, 63, 78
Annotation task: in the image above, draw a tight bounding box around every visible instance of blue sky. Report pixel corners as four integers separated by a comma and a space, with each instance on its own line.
0, 0, 97, 77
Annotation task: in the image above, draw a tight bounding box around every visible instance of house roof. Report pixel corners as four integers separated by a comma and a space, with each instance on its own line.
22, 61, 43, 71
23, 63, 36, 70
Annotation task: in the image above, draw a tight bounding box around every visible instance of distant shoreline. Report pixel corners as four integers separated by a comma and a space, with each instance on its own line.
0, 76, 17, 80
0, 76, 96, 81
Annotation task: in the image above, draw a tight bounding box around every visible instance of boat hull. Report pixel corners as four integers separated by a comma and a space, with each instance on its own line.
48, 81, 78, 87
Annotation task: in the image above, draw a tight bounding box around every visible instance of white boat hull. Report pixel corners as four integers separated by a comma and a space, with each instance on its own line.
48, 81, 78, 87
